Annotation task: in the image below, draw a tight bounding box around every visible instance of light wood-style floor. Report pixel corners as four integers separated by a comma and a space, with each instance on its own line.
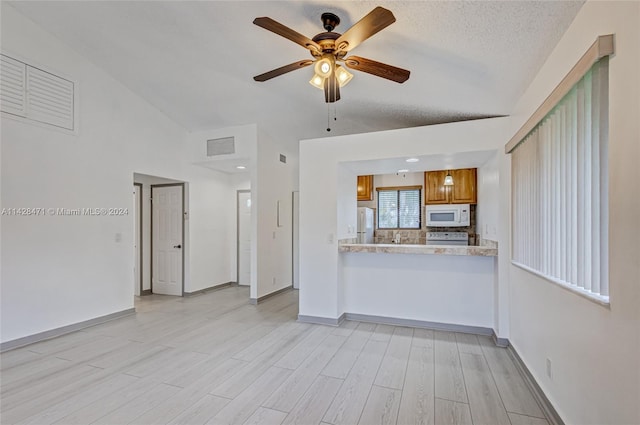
1, 286, 550, 425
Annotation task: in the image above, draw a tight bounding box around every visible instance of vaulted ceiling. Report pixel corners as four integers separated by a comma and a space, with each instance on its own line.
7, 1, 584, 149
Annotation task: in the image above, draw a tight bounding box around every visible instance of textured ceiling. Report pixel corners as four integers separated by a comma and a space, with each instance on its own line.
7, 1, 584, 149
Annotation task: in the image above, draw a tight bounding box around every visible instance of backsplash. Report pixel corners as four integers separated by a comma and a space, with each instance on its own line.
373, 205, 477, 244
375, 229, 426, 244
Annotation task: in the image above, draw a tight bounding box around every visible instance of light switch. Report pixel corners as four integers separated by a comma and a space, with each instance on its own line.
115, 233, 122, 243
328, 233, 334, 244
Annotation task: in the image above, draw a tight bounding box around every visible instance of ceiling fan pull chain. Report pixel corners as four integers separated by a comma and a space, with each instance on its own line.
327, 104, 331, 132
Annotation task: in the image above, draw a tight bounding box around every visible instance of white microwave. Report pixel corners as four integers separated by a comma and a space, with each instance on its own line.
425, 204, 470, 227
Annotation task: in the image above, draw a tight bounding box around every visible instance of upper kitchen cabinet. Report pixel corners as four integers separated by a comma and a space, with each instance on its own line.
357, 175, 373, 201
424, 170, 450, 204
424, 168, 477, 205
450, 168, 477, 204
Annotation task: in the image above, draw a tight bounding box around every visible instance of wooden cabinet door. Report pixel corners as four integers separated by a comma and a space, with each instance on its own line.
357, 175, 373, 201
424, 171, 450, 204
450, 168, 477, 204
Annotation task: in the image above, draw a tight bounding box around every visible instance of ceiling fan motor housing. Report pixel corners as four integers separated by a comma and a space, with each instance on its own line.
321, 12, 340, 32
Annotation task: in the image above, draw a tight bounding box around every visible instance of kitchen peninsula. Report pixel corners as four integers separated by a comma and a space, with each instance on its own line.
337, 240, 498, 333
339, 242, 497, 256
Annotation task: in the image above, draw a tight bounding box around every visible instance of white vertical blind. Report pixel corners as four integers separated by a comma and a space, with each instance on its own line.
511, 57, 608, 301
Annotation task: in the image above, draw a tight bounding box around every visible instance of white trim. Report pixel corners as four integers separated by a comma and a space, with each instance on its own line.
512, 261, 610, 307
0, 308, 136, 352
505, 34, 614, 153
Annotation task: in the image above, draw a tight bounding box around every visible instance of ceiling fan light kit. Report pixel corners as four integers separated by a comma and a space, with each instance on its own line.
253, 6, 410, 104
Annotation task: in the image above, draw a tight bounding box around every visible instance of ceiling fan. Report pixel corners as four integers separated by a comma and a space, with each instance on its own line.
253, 7, 410, 103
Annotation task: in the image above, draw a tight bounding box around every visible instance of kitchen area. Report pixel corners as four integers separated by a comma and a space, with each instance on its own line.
342, 167, 497, 256
298, 118, 508, 338
334, 158, 501, 333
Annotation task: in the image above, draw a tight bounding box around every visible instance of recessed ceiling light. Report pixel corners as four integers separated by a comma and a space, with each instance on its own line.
398, 169, 409, 173
406, 158, 419, 163
236, 165, 246, 170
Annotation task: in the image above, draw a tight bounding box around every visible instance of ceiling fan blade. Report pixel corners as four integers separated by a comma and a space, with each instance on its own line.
253, 60, 314, 82
334, 7, 396, 54
324, 74, 340, 103
344, 56, 410, 83
253, 17, 321, 53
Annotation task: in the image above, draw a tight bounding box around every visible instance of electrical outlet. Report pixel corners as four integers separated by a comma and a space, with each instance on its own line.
272, 277, 276, 285
546, 358, 553, 380
272, 231, 276, 239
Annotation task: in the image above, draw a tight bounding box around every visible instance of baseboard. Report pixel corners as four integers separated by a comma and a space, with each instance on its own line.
140, 289, 152, 296
297, 313, 346, 326
184, 281, 235, 297
492, 331, 510, 347
0, 308, 136, 353
344, 313, 494, 336
249, 285, 292, 305
508, 345, 565, 425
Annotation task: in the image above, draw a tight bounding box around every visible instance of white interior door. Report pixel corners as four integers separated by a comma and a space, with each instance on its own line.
152, 185, 183, 296
134, 185, 141, 296
237, 191, 251, 286
292, 191, 299, 289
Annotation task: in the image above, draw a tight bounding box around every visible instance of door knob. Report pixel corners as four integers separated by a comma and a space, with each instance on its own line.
173, 244, 182, 249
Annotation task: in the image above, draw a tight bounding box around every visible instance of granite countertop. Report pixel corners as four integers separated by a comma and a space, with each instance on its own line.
338, 243, 498, 257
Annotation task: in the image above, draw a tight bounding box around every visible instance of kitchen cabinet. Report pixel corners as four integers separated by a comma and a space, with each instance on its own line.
424, 168, 477, 205
424, 170, 450, 204
357, 175, 373, 201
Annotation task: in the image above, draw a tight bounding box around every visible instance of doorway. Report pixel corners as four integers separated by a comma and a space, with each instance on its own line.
134, 183, 143, 296
237, 190, 251, 286
151, 183, 184, 296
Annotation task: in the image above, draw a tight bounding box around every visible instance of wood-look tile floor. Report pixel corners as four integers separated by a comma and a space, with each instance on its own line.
1, 286, 549, 425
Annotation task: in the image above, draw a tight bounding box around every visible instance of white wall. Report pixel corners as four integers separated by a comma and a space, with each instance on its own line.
299, 118, 511, 322
254, 131, 297, 299
476, 152, 500, 242
0, 5, 233, 343
505, 2, 640, 424
343, 253, 495, 328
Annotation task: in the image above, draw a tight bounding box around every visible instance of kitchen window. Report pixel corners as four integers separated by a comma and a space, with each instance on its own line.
507, 38, 612, 305
377, 186, 421, 229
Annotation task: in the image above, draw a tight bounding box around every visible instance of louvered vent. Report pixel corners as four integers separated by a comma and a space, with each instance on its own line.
206, 137, 235, 156
0, 55, 26, 116
1, 54, 75, 130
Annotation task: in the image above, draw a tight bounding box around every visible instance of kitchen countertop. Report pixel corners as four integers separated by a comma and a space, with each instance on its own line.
338, 243, 498, 257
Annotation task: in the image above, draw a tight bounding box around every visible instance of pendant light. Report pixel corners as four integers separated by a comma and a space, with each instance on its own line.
443, 171, 454, 186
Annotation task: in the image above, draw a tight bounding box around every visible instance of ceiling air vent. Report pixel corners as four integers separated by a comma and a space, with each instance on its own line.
206, 137, 235, 156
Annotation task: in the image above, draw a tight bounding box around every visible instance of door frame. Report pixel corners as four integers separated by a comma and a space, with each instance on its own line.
236, 189, 251, 285
150, 183, 186, 296
134, 183, 143, 296
292, 191, 299, 289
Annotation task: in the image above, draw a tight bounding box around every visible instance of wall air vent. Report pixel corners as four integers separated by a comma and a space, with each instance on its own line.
280, 154, 287, 163
206, 136, 235, 156
1, 53, 75, 131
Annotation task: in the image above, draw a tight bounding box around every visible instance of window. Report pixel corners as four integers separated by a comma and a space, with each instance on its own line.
0, 54, 75, 130
510, 57, 609, 303
377, 187, 421, 229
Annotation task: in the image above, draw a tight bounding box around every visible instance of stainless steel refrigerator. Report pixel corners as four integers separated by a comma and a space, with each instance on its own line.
357, 207, 374, 244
